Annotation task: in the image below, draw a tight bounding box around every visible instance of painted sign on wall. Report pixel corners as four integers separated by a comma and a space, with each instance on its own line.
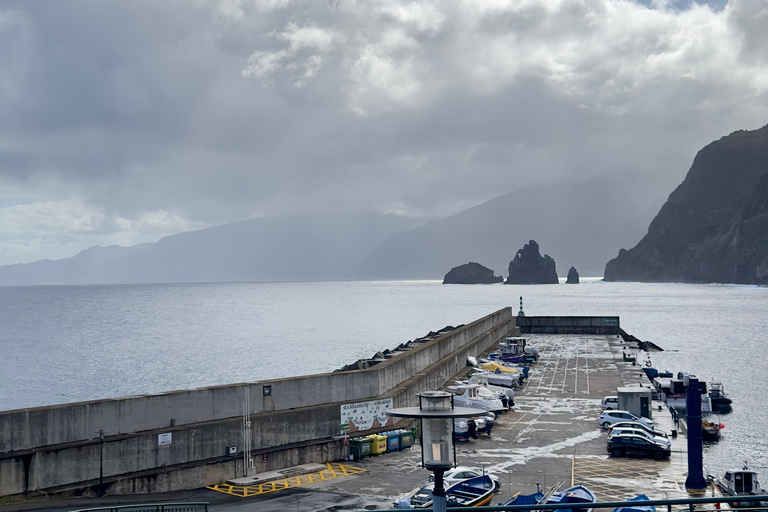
340, 398, 394, 432
158, 433, 172, 446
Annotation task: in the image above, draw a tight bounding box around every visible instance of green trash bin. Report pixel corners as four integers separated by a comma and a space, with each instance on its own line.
398, 429, 413, 449
410, 426, 419, 442
350, 437, 372, 460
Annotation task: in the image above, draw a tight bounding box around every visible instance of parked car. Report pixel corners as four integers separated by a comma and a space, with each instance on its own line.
601, 396, 619, 410
429, 466, 501, 491
607, 433, 670, 459
609, 427, 671, 446
609, 421, 668, 438
599, 410, 654, 429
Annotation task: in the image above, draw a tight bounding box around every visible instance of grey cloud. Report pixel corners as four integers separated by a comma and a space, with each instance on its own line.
0, 0, 766, 264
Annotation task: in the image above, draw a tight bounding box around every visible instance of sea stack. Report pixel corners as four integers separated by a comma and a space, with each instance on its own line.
505, 240, 559, 284
566, 266, 580, 284
443, 262, 503, 284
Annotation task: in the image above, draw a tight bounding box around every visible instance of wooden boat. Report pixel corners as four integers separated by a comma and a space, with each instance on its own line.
444, 475, 496, 507
399, 475, 496, 508
545, 484, 596, 512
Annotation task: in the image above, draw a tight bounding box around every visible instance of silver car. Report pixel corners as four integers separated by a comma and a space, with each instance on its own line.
609, 427, 670, 446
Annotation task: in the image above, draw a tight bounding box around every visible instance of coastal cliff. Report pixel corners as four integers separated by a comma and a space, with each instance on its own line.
605, 125, 768, 284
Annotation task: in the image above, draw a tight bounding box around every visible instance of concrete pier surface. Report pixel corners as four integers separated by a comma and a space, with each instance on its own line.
0, 332, 698, 512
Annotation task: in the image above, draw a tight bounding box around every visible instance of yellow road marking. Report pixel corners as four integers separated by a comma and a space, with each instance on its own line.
206, 463, 366, 498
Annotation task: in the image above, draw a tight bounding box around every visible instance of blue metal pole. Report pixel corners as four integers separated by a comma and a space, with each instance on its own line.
685, 377, 707, 490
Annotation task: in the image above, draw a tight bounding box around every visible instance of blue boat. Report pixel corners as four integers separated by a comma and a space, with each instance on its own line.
500, 491, 546, 510
613, 494, 655, 512
546, 484, 596, 512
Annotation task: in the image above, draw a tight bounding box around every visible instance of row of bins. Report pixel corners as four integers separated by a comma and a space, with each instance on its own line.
349, 429, 415, 460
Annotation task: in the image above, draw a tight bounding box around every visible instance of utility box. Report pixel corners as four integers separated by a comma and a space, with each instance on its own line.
617, 387, 653, 420
226, 446, 237, 455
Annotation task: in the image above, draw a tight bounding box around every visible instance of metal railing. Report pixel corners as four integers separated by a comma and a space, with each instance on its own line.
369, 494, 768, 512
70, 502, 209, 512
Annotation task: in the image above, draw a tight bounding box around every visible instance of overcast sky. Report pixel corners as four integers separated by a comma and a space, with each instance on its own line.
0, 0, 766, 265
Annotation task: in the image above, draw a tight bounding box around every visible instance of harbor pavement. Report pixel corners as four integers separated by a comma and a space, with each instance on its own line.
0, 334, 697, 512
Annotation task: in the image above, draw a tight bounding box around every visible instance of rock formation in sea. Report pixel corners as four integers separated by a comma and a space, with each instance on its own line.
443, 262, 503, 284
605, 125, 768, 284
566, 266, 580, 284
505, 240, 559, 284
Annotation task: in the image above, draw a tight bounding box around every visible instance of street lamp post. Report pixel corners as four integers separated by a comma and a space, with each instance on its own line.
385, 391, 485, 512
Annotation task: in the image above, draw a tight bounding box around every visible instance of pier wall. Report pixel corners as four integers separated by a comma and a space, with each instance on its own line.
516, 316, 620, 335
0, 307, 515, 497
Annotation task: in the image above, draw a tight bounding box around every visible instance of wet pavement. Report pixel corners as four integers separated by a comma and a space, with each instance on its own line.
1, 334, 695, 512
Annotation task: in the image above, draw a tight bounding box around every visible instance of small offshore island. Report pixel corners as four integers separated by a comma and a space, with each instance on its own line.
443, 262, 503, 284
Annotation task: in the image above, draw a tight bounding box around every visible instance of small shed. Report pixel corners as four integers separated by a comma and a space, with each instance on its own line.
617, 386, 653, 420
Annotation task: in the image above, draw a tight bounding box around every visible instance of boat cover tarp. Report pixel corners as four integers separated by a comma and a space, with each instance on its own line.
613, 494, 655, 512
481, 362, 518, 374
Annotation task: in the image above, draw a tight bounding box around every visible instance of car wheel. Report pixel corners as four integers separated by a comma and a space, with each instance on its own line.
601, 422, 611, 430
611, 448, 623, 457
605, 407, 614, 411
654, 451, 666, 460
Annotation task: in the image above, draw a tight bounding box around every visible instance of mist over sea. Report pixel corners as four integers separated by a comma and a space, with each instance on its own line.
1, 279, 765, 478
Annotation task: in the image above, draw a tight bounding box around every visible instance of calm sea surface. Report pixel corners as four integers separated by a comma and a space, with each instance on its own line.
1, 280, 765, 477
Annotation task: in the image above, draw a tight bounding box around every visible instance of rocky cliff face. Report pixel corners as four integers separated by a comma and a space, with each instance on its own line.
566, 266, 580, 284
443, 262, 503, 284
506, 240, 559, 284
605, 125, 768, 284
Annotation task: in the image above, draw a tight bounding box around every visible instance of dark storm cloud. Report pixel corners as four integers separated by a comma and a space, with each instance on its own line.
0, 0, 767, 264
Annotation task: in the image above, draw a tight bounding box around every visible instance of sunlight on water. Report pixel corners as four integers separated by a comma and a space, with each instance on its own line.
0, 280, 765, 475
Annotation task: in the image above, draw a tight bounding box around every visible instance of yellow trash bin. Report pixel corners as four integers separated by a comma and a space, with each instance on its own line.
367, 434, 387, 455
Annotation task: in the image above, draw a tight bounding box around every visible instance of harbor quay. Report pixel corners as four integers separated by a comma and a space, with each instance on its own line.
0, 310, 709, 512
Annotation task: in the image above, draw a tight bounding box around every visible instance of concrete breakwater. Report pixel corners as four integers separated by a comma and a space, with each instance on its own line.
0, 308, 515, 498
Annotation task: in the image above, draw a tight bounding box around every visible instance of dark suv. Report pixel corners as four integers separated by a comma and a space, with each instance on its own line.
607, 433, 671, 459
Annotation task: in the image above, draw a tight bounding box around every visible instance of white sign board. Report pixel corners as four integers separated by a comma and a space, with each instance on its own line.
158, 433, 172, 446
340, 398, 394, 433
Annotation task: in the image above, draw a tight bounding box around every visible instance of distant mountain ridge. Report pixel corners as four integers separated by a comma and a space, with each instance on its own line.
0, 173, 674, 286
0, 214, 427, 286
605, 125, 768, 284
361, 175, 667, 279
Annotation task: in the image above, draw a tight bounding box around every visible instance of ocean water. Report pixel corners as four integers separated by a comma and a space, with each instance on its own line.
0, 279, 766, 477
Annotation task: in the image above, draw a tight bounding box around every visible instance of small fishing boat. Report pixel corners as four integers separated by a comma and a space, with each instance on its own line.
489, 337, 538, 364
450, 383, 506, 414
397, 475, 497, 508
613, 494, 655, 512
641, 359, 672, 381
473, 368, 523, 389
702, 420, 723, 441
501, 482, 563, 511
444, 475, 497, 507
715, 466, 768, 508
708, 382, 733, 412
653, 377, 712, 413
545, 484, 596, 512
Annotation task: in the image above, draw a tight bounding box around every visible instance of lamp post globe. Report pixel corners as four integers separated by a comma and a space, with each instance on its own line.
385, 390, 485, 512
